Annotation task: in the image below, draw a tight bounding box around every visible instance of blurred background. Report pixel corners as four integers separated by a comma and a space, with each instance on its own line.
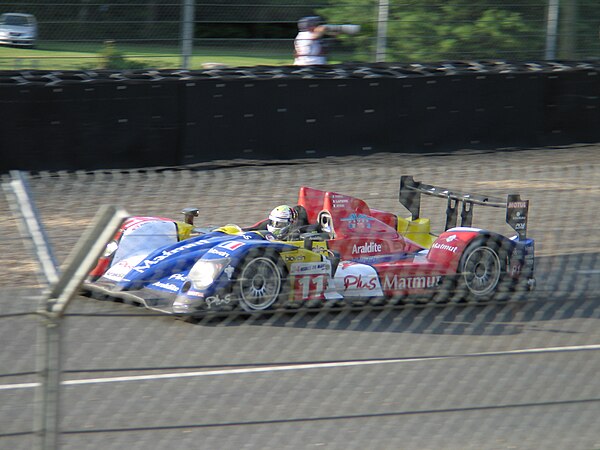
0, 0, 599, 70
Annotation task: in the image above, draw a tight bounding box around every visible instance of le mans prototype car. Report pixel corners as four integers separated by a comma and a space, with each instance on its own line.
85, 176, 535, 315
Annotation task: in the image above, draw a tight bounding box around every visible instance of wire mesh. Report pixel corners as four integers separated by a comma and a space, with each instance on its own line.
1, 145, 599, 449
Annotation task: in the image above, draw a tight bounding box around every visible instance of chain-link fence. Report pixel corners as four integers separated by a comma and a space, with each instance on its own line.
1, 145, 600, 449
0, 1, 599, 70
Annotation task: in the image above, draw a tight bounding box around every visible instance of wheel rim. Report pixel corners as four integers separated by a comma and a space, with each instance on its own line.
238, 257, 282, 310
462, 247, 501, 296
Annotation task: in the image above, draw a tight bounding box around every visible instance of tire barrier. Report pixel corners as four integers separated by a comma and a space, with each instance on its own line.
1, 61, 599, 172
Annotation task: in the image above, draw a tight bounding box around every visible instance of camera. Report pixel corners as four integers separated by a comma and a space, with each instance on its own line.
323, 24, 361, 35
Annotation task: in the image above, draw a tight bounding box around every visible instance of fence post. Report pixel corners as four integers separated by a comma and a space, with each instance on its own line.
4, 172, 127, 450
34, 315, 62, 450
181, 0, 196, 69
545, 0, 560, 59
375, 0, 389, 63
5, 172, 61, 449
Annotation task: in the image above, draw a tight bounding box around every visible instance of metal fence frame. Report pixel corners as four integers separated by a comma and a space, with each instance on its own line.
4, 172, 127, 450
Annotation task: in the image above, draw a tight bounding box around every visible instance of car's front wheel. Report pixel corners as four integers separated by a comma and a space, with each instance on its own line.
235, 256, 286, 311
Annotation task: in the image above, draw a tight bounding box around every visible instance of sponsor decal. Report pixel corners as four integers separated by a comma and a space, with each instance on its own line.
296, 263, 329, 272
284, 255, 306, 262
104, 272, 127, 282
291, 262, 329, 274
508, 201, 528, 209
384, 275, 441, 290
187, 290, 204, 298
153, 281, 179, 292
445, 234, 457, 243
352, 242, 382, 254
122, 218, 176, 237
343, 274, 378, 291
120, 260, 136, 268
205, 294, 232, 308
340, 261, 358, 269
123, 218, 154, 231
352, 254, 404, 264
333, 262, 384, 296
207, 248, 230, 258
224, 265, 235, 279
220, 241, 245, 251
104, 258, 137, 281
168, 273, 187, 282
133, 240, 209, 273
515, 223, 526, 230
341, 213, 373, 229
431, 242, 458, 253
331, 195, 349, 207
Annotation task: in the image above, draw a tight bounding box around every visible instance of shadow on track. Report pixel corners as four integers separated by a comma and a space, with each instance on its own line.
187, 290, 599, 337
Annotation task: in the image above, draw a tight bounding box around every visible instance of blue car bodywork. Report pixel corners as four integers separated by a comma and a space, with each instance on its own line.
90, 227, 333, 314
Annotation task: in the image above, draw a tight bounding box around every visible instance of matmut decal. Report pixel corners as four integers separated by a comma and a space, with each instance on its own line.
133, 240, 209, 273
384, 275, 441, 290
431, 242, 458, 253
352, 242, 382, 254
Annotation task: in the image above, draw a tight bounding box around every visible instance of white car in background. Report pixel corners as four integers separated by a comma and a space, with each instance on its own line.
0, 13, 37, 47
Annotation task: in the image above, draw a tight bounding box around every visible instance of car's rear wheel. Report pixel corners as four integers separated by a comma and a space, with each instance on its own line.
456, 238, 508, 302
236, 256, 286, 311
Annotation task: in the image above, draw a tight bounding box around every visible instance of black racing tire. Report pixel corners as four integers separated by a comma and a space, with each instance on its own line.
455, 237, 509, 302
235, 255, 287, 311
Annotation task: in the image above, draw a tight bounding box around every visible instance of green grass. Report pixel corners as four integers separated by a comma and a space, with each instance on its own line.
0, 41, 350, 70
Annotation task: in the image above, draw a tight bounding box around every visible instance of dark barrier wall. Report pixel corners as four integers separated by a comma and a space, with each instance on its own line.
1, 63, 598, 172
0, 80, 182, 171
181, 74, 546, 162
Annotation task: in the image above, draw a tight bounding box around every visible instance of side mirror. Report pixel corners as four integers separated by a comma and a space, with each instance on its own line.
181, 207, 199, 225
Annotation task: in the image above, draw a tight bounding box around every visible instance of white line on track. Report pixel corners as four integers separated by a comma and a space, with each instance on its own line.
2, 344, 599, 392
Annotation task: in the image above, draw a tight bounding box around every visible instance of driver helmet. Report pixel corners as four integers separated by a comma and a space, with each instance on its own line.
267, 205, 297, 238
298, 16, 322, 32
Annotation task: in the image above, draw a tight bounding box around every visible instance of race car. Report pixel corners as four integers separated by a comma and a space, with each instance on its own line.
85, 176, 535, 315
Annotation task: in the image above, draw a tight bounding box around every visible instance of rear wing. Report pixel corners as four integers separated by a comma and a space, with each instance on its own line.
399, 176, 529, 240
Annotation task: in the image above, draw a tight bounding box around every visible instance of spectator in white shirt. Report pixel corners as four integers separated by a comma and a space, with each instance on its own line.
294, 16, 328, 66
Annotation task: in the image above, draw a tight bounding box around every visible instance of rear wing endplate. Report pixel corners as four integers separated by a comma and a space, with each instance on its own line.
399, 176, 529, 240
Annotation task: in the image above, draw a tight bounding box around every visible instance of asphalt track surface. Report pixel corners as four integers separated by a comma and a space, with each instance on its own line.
1, 145, 600, 449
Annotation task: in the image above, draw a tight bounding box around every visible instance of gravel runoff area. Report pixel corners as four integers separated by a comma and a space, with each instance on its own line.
1, 143, 599, 289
